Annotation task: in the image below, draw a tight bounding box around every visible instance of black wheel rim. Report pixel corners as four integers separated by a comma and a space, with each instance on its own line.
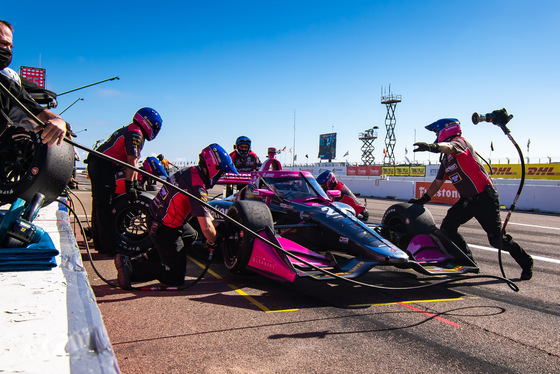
0, 132, 36, 186
115, 205, 149, 243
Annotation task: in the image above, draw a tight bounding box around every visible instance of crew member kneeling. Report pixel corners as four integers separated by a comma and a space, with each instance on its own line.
114, 144, 238, 289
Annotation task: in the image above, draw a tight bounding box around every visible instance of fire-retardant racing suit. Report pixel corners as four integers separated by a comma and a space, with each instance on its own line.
413, 135, 533, 280
124, 166, 210, 286
229, 150, 261, 173
87, 123, 145, 255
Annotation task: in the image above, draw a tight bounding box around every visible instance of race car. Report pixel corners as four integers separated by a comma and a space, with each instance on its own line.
205, 169, 479, 282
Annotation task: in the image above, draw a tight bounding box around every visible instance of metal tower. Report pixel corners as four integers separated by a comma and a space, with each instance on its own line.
359, 126, 379, 165
381, 87, 402, 165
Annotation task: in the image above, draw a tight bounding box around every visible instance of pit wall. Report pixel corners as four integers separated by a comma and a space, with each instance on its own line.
289, 164, 560, 214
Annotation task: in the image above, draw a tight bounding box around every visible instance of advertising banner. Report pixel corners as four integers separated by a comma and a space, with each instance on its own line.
487, 164, 560, 180
347, 166, 382, 176
382, 166, 394, 176
395, 166, 410, 176
415, 181, 459, 205
410, 166, 426, 177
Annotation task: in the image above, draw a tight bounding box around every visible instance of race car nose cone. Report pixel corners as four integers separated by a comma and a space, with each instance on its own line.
364, 244, 409, 263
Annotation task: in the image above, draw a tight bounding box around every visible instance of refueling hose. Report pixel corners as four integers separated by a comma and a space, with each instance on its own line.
1, 81, 519, 292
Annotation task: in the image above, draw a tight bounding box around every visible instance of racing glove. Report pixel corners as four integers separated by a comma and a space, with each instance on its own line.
125, 180, 138, 202
413, 142, 441, 153
206, 225, 228, 251
408, 193, 431, 205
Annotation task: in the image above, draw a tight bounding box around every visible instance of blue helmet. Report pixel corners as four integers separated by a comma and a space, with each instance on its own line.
425, 118, 461, 143
143, 156, 168, 178
199, 144, 239, 188
235, 136, 251, 157
317, 170, 337, 190
133, 107, 162, 141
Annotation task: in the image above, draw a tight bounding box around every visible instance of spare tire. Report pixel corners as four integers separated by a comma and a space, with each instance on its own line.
0, 127, 74, 206
112, 191, 155, 256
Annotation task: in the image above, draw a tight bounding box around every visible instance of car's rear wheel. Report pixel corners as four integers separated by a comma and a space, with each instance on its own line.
222, 199, 274, 273
0, 127, 74, 206
381, 202, 436, 250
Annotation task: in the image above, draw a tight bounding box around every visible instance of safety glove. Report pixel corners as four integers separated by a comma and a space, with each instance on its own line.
125, 180, 138, 202
408, 193, 431, 205
413, 142, 441, 153
206, 225, 226, 251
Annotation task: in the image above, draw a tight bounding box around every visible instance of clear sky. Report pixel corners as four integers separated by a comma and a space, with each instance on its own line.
4, 0, 559, 167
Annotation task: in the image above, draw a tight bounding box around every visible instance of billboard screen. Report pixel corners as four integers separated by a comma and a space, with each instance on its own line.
318, 133, 336, 160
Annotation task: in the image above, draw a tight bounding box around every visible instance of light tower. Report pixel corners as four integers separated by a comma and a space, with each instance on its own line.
359, 126, 379, 165
381, 86, 402, 165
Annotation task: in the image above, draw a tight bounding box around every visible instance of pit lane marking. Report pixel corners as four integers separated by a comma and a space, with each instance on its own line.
188, 255, 299, 313
348, 297, 470, 308
507, 222, 560, 231
397, 302, 461, 327
469, 244, 560, 264
349, 297, 473, 327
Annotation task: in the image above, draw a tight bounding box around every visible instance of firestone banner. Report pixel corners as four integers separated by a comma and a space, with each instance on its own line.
415, 181, 460, 205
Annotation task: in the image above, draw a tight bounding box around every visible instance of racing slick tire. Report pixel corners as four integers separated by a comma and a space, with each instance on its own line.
381, 202, 436, 251
222, 199, 274, 274
112, 191, 155, 257
0, 126, 74, 206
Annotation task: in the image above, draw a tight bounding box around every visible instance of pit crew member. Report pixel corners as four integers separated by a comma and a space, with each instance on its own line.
87, 107, 162, 255
114, 144, 238, 289
229, 136, 261, 172
411, 117, 533, 280
1, 20, 67, 146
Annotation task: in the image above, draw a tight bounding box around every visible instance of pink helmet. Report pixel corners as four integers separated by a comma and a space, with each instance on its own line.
425, 118, 461, 142
199, 144, 238, 188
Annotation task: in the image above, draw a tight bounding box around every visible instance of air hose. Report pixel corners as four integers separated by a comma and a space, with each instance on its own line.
472, 109, 525, 291
1, 81, 519, 292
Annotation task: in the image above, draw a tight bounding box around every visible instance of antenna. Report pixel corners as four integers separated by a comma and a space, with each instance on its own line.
292, 109, 296, 166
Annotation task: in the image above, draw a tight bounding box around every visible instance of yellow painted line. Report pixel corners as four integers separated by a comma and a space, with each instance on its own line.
348, 296, 477, 308
188, 256, 474, 312
188, 255, 298, 313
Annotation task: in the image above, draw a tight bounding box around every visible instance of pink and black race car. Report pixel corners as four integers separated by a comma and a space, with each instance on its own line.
207, 168, 479, 282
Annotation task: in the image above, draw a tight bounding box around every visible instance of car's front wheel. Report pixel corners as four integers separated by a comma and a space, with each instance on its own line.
222, 199, 274, 273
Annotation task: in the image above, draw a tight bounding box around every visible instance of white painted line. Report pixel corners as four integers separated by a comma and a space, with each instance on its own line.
469, 244, 560, 264
508, 222, 560, 231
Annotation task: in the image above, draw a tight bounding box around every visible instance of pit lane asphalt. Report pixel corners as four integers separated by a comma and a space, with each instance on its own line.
69, 172, 560, 373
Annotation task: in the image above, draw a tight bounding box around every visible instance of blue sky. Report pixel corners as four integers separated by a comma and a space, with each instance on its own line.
4, 0, 559, 167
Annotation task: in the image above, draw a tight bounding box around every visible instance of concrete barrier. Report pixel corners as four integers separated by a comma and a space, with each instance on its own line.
338, 175, 560, 214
